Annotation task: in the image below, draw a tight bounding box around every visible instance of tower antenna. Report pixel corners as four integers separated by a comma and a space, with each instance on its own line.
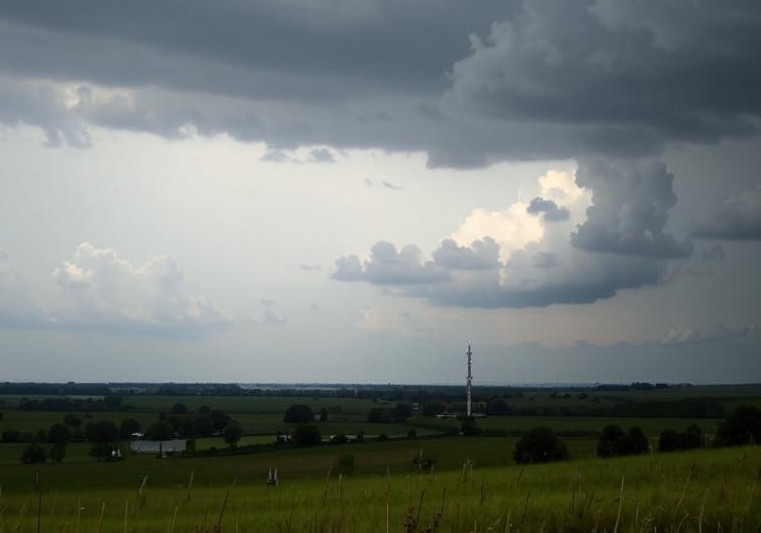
466, 341, 473, 417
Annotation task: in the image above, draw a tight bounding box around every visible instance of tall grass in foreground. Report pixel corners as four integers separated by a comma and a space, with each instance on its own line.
0, 446, 758, 532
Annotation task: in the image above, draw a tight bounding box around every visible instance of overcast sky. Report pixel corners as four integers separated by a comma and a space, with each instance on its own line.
1, 0, 759, 384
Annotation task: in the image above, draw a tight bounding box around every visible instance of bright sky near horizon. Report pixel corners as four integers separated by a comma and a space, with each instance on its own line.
0, 1, 759, 384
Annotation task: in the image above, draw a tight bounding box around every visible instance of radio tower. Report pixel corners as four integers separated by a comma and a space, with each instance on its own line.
466, 342, 473, 417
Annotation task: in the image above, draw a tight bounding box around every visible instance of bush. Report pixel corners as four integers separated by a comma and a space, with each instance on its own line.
21, 443, 47, 464
223, 419, 243, 448
659, 425, 704, 452
460, 416, 482, 436
2, 428, 20, 442
283, 404, 315, 424
597, 425, 649, 457
293, 424, 321, 447
377, 433, 389, 442
714, 405, 761, 447
330, 434, 349, 444
147, 421, 174, 440
514, 426, 569, 464
367, 407, 393, 423
50, 443, 66, 463
337, 453, 355, 475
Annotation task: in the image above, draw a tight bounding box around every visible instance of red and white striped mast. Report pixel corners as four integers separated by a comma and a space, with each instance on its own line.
466, 341, 473, 417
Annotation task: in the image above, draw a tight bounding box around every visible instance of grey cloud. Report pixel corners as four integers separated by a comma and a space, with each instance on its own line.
258, 299, 286, 326
299, 263, 322, 272
692, 186, 761, 240
526, 197, 570, 222
309, 147, 335, 163
572, 158, 692, 258
0, 250, 50, 328
660, 323, 756, 346
424, 253, 661, 309
445, 0, 761, 159
51, 242, 232, 331
380, 180, 402, 190
432, 238, 500, 270
0, 2, 758, 165
334, 238, 663, 309
332, 241, 450, 285
531, 252, 560, 268
364, 178, 374, 187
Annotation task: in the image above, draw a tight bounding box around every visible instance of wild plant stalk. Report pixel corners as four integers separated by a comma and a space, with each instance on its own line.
170, 505, 178, 533
214, 490, 230, 532
34, 470, 41, 533
385, 465, 391, 533
613, 474, 624, 533
96, 500, 105, 533
48, 490, 57, 519
186, 471, 195, 503
76, 498, 80, 533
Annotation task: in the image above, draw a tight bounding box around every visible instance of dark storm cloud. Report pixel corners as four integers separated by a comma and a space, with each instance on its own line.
571, 158, 692, 258
526, 198, 570, 222
331, 241, 449, 285
333, 235, 664, 309
692, 186, 761, 240
0, 1, 759, 165
431, 238, 500, 270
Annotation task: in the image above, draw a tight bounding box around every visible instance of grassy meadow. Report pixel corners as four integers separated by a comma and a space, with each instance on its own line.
1, 384, 760, 530
0, 444, 758, 531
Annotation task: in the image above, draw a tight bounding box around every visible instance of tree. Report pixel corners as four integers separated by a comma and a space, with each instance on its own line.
193, 415, 215, 437
319, 407, 328, 422
120, 418, 141, 439
283, 404, 315, 424
223, 420, 243, 448
2, 428, 20, 442
64, 413, 82, 427
392, 402, 413, 422
486, 397, 509, 415
85, 420, 120, 460
514, 427, 569, 464
292, 424, 321, 447
658, 429, 680, 452
0, 410, 3, 422
21, 443, 47, 464
626, 426, 649, 455
210, 409, 230, 432
103, 394, 123, 410
147, 421, 174, 440
170, 402, 188, 414
366, 407, 393, 423
597, 425, 627, 458
597, 425, 648, 457
48, 423, 71, 445
715, 405, 761, 447
50, 444, 66, 463
460, 416, 482, 436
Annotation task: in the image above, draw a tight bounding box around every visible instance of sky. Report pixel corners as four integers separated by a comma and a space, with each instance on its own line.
0, 0, 759, 384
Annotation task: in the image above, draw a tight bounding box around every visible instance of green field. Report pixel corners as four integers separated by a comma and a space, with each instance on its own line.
0, 443, 758, 531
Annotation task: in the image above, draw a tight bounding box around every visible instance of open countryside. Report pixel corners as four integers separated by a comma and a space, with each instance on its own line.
1, 381, 759, 531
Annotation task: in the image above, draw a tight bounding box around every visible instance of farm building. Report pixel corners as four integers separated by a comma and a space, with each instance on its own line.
129, 439, 187, 454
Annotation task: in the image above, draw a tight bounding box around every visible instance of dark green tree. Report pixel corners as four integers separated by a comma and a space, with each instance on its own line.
319, 407, 328, 422
48, 423, 71, 445
210, 409, 230, 432
2, 428, 20, 442
147, 421, 174, 440
103, 394, 123, 410
85, 420, 120, 460
459, 416, 482, 436
64, 413, 82, 427
486, 397, 509, 415
514, 427, 569, 464
715, 406, 761, 447
223, 420, 243, 448
50, 443, 66, 463
21, 443, 47, 464
170, 402, 188, 414
392, 402, 413, 422
366, 407, 393, 423
597, 425, 627, 457
284, 404, 315, 424
292, 424, 321, 447
119, 418, 141, 439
